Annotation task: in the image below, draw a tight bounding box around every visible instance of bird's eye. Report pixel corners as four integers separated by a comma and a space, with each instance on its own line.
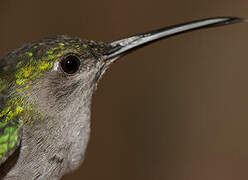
60, 55, 81, 75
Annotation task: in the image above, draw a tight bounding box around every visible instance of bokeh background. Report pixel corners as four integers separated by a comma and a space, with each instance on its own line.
0, 0, 248, 179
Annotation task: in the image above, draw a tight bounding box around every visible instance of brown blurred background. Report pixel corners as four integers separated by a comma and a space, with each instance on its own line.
0, 0, 248, 179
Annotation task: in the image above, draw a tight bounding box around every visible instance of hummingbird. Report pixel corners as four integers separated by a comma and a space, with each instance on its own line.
0, 17, 243, 179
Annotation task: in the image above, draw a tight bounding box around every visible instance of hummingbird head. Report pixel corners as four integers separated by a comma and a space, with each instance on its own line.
0, 36, 117, 118
0, 17, 242, 121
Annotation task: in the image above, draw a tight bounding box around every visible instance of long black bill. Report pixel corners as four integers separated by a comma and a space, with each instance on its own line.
105, 17, 243, 59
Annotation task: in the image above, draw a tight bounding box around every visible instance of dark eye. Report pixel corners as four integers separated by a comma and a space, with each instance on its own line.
60, 55, 81, 74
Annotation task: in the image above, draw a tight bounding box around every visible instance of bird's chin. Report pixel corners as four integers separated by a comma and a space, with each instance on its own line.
102, 55, 120, 71
94, 56, 120, 85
